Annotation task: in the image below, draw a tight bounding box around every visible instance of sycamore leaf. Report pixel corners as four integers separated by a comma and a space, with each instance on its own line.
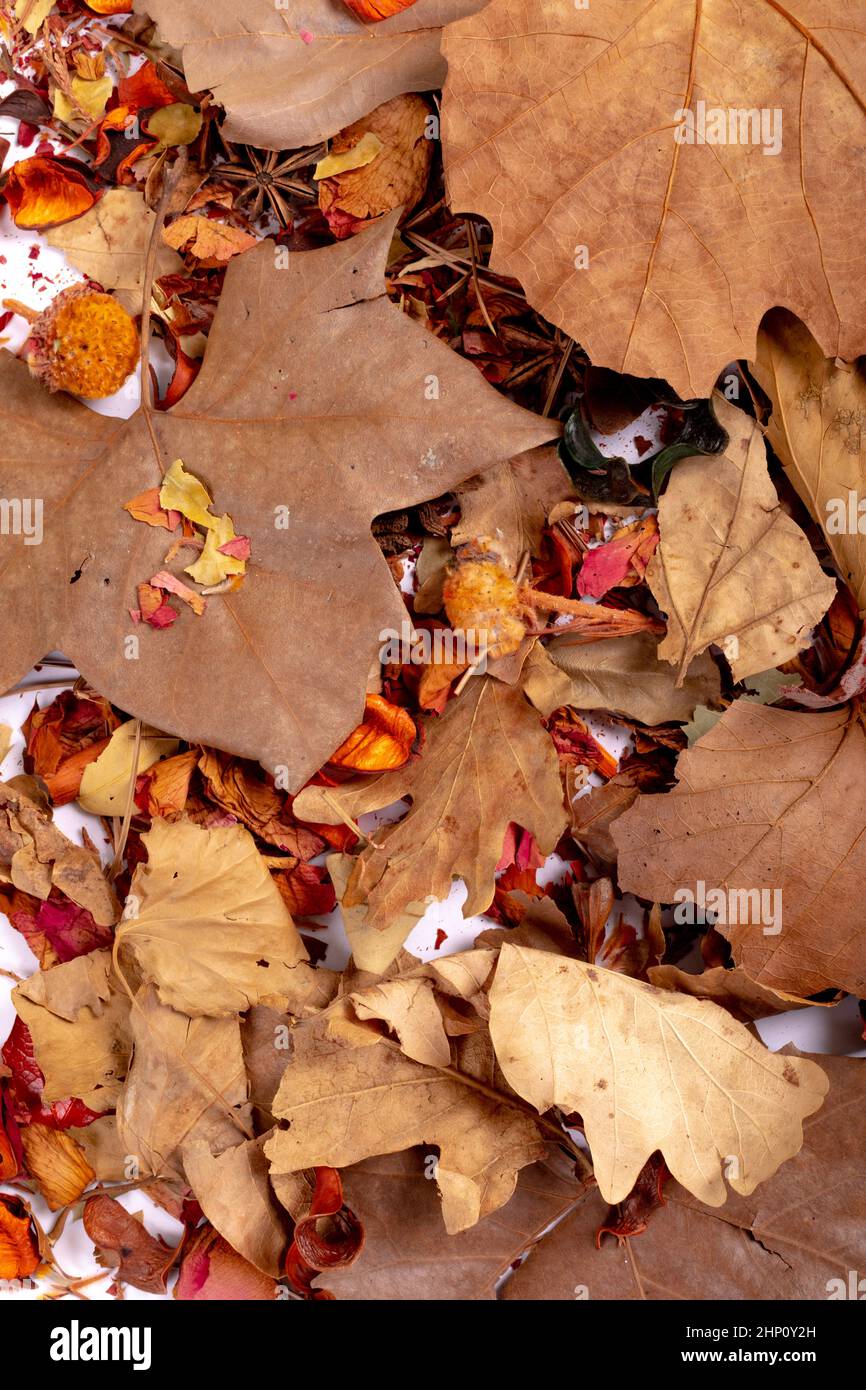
117, 819, 309, 1018
326, 1148, 585, 1300
265, 1023, 546, 1233
78, 721, 179, 816
753, 308, 866, 614
134, 0, 489, 147
116, 985, 250, 1179
613, 699, 866, 999
647, 397, 834, 685
294, 675, 567, 928
327, 851, 425, 974
504, 1053, 865, 1302
343, 977, 452, 1067
442, 0, 866, 400
488, 944, 828, 1206
523, 632, 721, 726
46, 190, 183, 315
0, 215, 554, 792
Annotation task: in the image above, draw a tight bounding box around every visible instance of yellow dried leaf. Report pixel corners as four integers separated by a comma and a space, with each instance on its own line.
184, 512, 245, 587
158, 457, 217, 531
314, 131, 383, 180
53, 75, 113, 125
78, 721, 179, 816
14, 0, 54, 36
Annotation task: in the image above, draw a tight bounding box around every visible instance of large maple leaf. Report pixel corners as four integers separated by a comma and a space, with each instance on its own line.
442, 0, 866, 399
0, 216, 555, 790
134, 0, 489, 147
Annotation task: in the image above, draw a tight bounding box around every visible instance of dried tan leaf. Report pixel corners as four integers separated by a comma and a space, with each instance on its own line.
46, 189, 183, 314
116, 985, 250, 1180
182, 1135, 291, 1277
647, 397, 835, 684
524, 632, 721, 725
117, 819, 309, 1018
753, 308, 866, 614
295, 675, 566, 928
613, 699, 866, 998
504, 1053, 865, 1302
265, 1023, 546, 1233
0, 780, 118, 926
135, 0, 489, 147
442, 0, 866, 399
488, 944, 828, 1205
0, 215, 554, 792
452, 447, 573, 566
13, 951, 131, 1112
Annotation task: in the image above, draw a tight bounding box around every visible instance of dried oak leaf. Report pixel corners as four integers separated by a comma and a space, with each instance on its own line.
0, 215, 554, 793
646, 396, 835, 685
753, 308, 866, 615
116, 819, 308, 1018
648, 964, 804, 1025
294, 674, 567, 930
133, 0, 489, 147
265, 1022, 546, 1234
503, 1052, 865, 1302
488, 944, 828, 1206
613, 698, 866, 999
83, 1194, 177, 1295
325, 1146, 585, 1300
442, 0, 866, 400
523, 632, 721, 727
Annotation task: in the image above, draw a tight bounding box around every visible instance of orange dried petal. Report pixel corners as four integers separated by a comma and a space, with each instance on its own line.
343, 0, 419, 19
85, 0, 132, 11
117, 61, 177, 115
19, 1124, 95, 1212
329, 694, 415, 771
4, 156, 97, 230
0, 1193, 40, 1281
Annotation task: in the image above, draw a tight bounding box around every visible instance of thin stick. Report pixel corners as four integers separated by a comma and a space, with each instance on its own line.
108, 718, 141, 880
321, 789, 368, 845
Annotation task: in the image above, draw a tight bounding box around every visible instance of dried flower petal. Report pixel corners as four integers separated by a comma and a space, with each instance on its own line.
3, 156, 98, 230
329, 694, 416, 771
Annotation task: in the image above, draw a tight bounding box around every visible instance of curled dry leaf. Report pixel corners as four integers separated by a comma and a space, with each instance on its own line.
0, 214, 554, 792
614, 699, 866, 998
317, 94, 433, 239
117, 819, 308, 1018
19, 1124, 95, 1211
295, 675, 567, 929
0, 1194, 40, 1282
134, 0, 489, 147
3, 155, 98, 229
753, 308, 866, 615
328, 694, 416, 771
442, 0, 866, 399
488, 944, 828, 1206
647, 396, 835, 685
83, 1194, 177, 1295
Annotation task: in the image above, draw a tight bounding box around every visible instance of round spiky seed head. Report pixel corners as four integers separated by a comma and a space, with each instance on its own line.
28, 285, 139, 399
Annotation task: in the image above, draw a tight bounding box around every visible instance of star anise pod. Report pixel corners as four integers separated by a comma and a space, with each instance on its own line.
213, 132, 326, 227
